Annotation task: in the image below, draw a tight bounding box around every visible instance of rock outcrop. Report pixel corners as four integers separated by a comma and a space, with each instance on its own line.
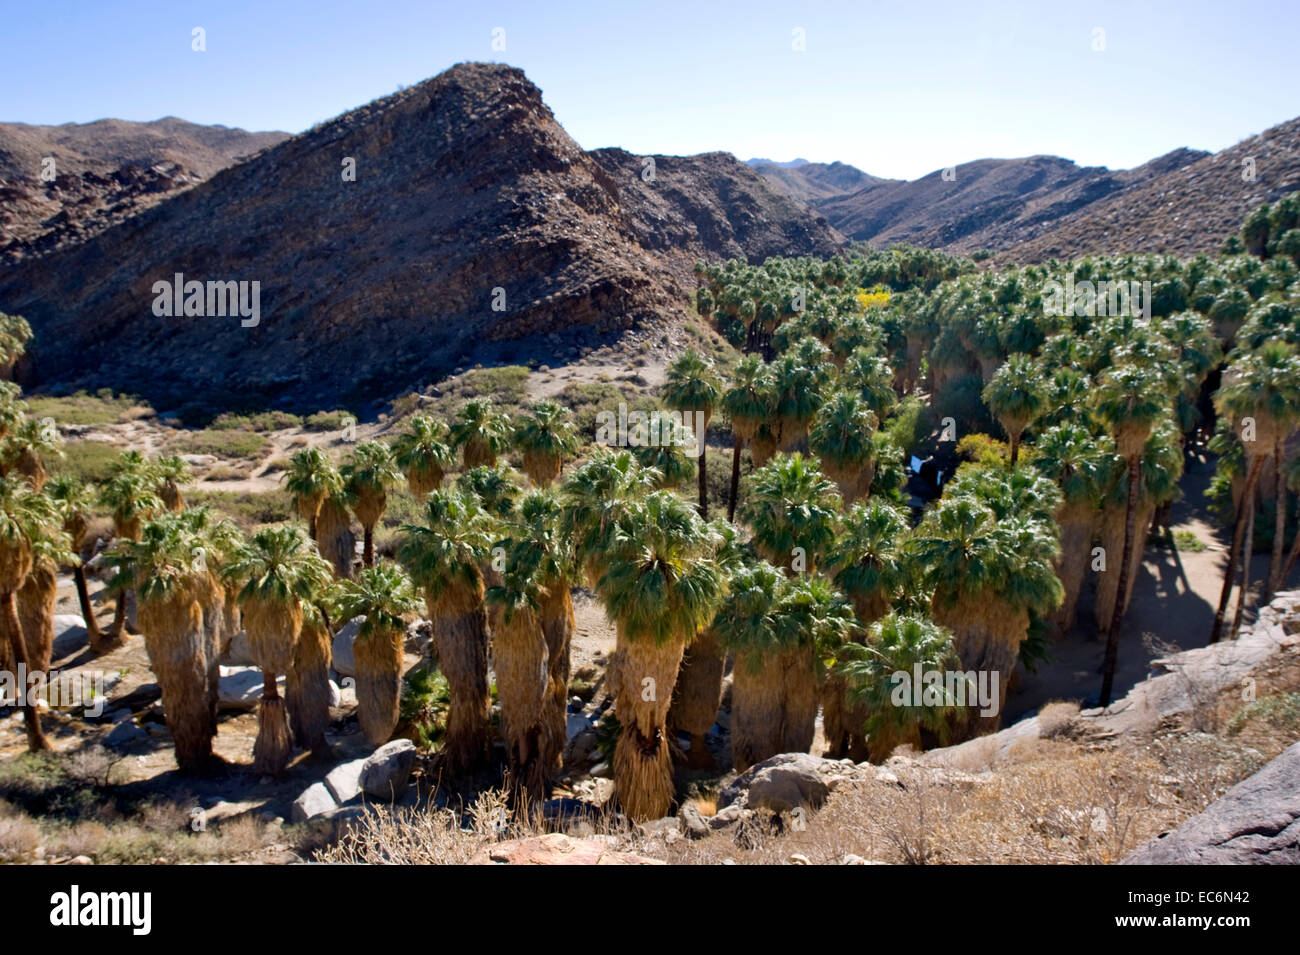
1, 63, 841, 413
1122, 741, 1300, 864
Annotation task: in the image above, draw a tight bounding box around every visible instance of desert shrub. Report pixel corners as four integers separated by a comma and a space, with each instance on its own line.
172, 429, 270, 459
454, 365, 530, 402
209, 410, 303, 432
25, 390, 151, 427
51, 441, 122, 483
1228, 691, 1300, 737
304, 410, 355, 432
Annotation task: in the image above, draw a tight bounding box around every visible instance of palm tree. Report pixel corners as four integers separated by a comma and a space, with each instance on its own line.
1094, 421, 1183, 631
720, 355, 774, 521
508, 490, 576, 787
911, 493, 1062, 732
808, 390, 878, 504
838, 613, 964, 762
398, 487, 496, 772
663, 350, 722, 517
1032, 424, 1110, 636
17, 532, 74, 679
111, 515, 220, 771
47, 476, 102, 644
1, 415, 61, 491
282, 447, 342, 540
1211, 343, 1300, 642
561, 449, 657, 589
822, 498, 909, 759
770, 347, 828, 452
631, 411, 697, 491
289, 601, 335, 754
97, 462, 162, 649
983, 353, 1047, 467
513, 400, 578, 487
0, 312, 32, 381
392, 414, 454, 497
0, 476, 61, 751
841, 348, 899, 419
1092, 361, 1171, 701
332, 562, 420, 747
227, 525, 333, 773
342, 441, 400, 569
668, 520, 746, 768
740, 453, 841, 575
1278, 453, 1300, 589
316, 490, 356, 579
152, 455, 191, 513
595, 491, 723, 819
485, 550, 550, 800
715, 563, 852, 770
450, 397, 510, 470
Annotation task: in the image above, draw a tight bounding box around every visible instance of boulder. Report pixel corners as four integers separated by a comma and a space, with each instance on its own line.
405, 619, 433, 656
472, 833, 663, 865
331, 617, 363, 678
719, 753, 837, 813
1123, 742, 1300, 864
103, 718, 147, 749
51, 614, 88, 656
324, 758, 366, 804
677, 804, 710, 840
217, 666, 285, 712
359, 739, 417, 800
291, 783, 337, 823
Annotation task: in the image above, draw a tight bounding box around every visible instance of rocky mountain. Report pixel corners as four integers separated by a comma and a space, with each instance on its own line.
749, 159, 889, 204
0, 63, 841, 413
786, 150, 1210, 252
0, 118, 289, 263
999, 117, 1300, 262
753, 115, 1300, 262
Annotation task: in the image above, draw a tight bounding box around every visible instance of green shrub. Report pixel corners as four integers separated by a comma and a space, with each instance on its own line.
187, 489, 294, 529
51, 441, 122, 483
172, 430, 270, 460
24, 391, 151, 427
304, 410, 355, 432
209, 410, 303, 432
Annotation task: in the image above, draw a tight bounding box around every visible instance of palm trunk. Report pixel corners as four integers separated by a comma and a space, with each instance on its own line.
727, 437, 742, 523
1100, 454, 1141, 706
494, 606, 549, 801
140, 593, 216, 772
1053, 501, 1094, 637
1231, 483, 1259, 639
354, 626, 403, 745
430, 585, 491, 774
72, 566, 102, 643
539, 584, 573, 781
697, 442, 708, 519
612, 627, 685, 821
1268, 440, 1287, 598
730, 650, 786, 772
780, 647, 820, 755
1281, 520, 1300, 591
3, 590, 49, 752
363, 523, 375, 569
287, 615, 333, 753
252, 673, 292, 776
1211, 455, 1265, 643
1009, 435, 1020, 468
17, 556, 56, 676
667, 627, 724, 769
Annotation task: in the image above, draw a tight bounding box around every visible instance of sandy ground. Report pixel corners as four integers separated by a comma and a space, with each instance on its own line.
1005, 448, 1277, 720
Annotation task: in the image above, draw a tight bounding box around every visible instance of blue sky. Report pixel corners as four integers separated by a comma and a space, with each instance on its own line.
3, 0, 1297, 180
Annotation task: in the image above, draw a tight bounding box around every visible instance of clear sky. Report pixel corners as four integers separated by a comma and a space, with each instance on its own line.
3, 0, 1297, 180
